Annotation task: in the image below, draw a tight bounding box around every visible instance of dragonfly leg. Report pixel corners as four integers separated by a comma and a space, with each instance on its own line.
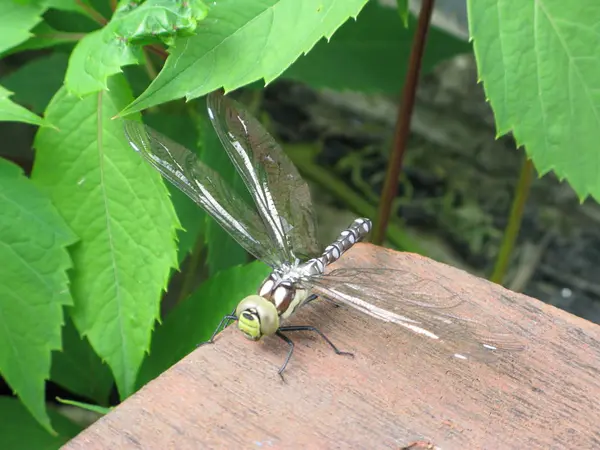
305, 294, 341, 308
196, 309, 238, 348
304, 294, 318, 304
275, 330, 294, 381
278, 325, 354, 358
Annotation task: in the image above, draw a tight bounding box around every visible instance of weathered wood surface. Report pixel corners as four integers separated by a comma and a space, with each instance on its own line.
62, 243, 600, 449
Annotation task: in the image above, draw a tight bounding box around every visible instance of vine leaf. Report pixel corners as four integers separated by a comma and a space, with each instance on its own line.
65, 0, 208, 96
0, 85, 51, 127
469, 0, 600, 200
120, 0, 369, 116
33, 75, 180, 399
282, 1, 471, 93
0, 1, 45, 55
0, 158, 77, 433
0, 397, 82, 447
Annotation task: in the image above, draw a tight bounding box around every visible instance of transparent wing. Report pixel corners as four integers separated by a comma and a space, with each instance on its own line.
124, 120, 287, 268
302, 268, 526, 361
206, 91, 320, 262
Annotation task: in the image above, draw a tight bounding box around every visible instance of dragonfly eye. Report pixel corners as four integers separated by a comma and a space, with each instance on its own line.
238, 310, 261, 341
235, 295, 280, 340
241, 311, 255, 321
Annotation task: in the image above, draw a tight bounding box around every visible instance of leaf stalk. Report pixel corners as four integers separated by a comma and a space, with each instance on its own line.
373, 0, 435, 244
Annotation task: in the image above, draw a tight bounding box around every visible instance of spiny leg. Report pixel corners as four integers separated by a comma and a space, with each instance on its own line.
305, 294, 341, 308
197, 308, 238, 347
278, 325, 353, 357
304, 294, 318, 305
275, 330, 294, 381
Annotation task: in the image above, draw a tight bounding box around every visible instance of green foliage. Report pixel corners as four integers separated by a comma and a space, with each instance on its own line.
111, 0, 208, 46
0, 159, 77, 433
65, 0, 208, 96
33, 77, 180, 399
396, 0, 409, 27
1, 0, 386, 443
119, 0, 369, 115
469, 0, 600, 201
65, 28, 142, 96
50, 317, 113, 406
0, 86, 50, 127
0, 1, 46, 55
0, 397, 81, 448
283, 1, 471, 92
2, 53, 68, 114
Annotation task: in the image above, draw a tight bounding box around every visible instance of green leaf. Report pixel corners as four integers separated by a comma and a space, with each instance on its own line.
65, 0, 209, 96
468, 0, 600, 200
65, 29, 142, 96
0, 158, 77, 433
1, 53, 69, 115
0, 85, 50, 127
112, 0, 208, 46
51, 316, 114, 406
0, 1, 46, 55
119, 0, 369, 115
32, 75, 180, 399
0, 397, 82, 449
283, 1, 471, 92
396, 0, 409, 27
136, 261, 270, 388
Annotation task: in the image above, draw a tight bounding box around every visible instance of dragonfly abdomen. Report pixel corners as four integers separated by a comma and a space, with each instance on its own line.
293, 218, 372, 281
320, 218, 372, 266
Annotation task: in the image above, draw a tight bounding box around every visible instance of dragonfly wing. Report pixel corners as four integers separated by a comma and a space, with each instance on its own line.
207, 91, 320, 262
124, 120, 286, 268
302, 267, 526, 361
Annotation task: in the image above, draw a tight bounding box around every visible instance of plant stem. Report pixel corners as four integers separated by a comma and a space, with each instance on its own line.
490, 157, 534, 284
76, 0, 107, 26
143, 48, 158, 80
372, 0, 435, 245
285, 143, 425, 255
146, 45, 169, 60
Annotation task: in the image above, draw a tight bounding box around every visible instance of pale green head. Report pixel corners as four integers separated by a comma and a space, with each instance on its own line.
235, 295, 280, 341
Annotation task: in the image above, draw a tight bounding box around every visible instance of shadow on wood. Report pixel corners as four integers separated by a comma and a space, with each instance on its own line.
62, 243, 600, 449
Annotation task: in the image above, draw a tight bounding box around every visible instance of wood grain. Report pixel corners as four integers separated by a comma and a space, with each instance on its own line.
62, 243, 600, 449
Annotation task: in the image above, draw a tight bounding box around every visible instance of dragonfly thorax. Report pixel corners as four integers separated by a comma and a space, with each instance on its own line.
258, 272, 311, 319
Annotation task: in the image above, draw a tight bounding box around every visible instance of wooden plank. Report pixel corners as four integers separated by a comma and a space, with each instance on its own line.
62, 243, 600, 449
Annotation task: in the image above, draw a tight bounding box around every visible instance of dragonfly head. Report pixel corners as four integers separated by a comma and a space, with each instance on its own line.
235, 295, 280, 341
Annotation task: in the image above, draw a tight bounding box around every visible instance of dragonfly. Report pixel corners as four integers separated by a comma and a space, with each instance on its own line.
123, 91, 524, 377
